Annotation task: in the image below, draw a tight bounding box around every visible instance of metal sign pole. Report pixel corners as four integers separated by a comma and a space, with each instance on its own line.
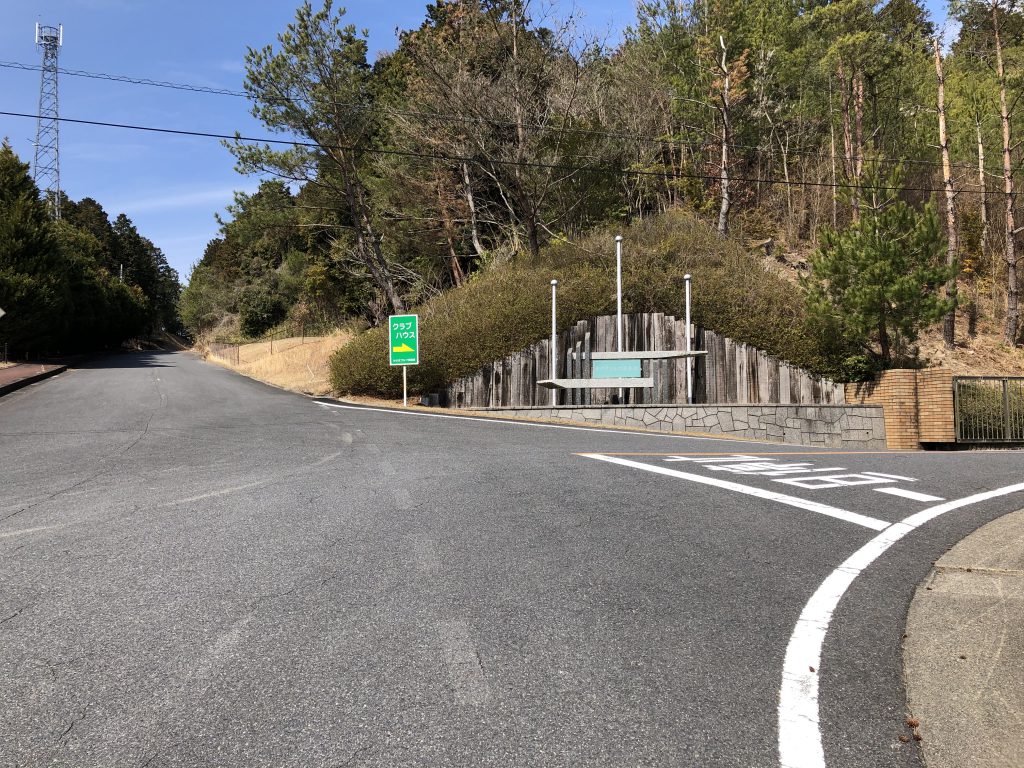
615, 236, 624, 405
403, 365, 408, 408
615, 236, 623, 353
551, 280, 558, 407
684, 274, 693, 404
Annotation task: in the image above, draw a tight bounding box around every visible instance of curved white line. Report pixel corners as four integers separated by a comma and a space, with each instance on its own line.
778, 482, 1024, 768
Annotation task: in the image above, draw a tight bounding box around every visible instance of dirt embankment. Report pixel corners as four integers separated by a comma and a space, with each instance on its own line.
203, 332, 352, 396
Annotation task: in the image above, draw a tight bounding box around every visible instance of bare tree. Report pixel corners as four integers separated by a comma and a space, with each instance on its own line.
992, 0, 1021, 344
934, 37, 959, 347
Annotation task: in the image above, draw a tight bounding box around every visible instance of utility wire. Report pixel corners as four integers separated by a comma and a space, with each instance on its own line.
0, 109, 1001, 196
0, 59, 997, 175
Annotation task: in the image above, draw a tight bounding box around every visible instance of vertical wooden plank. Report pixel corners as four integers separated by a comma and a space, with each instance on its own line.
779, 364, 791, 404
736, 342, 748, 403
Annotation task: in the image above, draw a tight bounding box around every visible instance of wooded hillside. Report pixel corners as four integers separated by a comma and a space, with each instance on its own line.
183, 0, 1024, 373
0, 141, 181, 356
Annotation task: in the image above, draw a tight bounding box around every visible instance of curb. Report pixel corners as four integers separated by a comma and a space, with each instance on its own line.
903, 507, 1024, 767
0, 365, 69, 398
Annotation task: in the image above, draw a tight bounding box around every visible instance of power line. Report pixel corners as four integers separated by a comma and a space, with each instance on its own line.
0, 60, 244, 97
0, 109, 1000, 196
0, 58, 996, 175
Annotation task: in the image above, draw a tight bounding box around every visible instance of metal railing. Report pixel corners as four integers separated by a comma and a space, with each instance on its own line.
954, 376, 1024, 444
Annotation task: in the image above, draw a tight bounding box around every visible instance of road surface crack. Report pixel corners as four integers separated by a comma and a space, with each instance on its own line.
56, 706, 88, 744
332, 745, 373, 767
1, 603, 34, 625
0, 413, 154, 524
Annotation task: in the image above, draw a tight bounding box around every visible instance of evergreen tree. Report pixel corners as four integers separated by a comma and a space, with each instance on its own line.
804, 162, 954, 367
0, 140, 69, 354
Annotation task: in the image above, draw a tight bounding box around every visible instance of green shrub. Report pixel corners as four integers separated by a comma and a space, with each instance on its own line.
330, 210, 852, 397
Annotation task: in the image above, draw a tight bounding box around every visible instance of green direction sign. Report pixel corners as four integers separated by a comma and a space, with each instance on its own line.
389, 314, 419, 366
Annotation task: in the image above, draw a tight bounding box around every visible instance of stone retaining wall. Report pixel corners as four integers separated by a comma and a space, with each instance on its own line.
476, 404, 888, 450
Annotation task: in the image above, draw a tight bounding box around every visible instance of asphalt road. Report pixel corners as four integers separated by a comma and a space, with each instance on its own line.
2, 350, 1022, 768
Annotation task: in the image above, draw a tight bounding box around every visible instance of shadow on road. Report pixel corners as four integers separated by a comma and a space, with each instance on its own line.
77, 350, 178, 369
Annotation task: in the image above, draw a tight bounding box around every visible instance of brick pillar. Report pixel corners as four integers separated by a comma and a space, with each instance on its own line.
844, 368, 955, 449
916, 369, 955, 444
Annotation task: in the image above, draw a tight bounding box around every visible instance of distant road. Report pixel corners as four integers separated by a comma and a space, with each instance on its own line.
2, 351, 1022, 767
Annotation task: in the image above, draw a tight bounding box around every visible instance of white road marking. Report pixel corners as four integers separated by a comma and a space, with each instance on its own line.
0, 524, 60, 539
167, 479, 269, 505
862, 471, 917, 481
774, 473, 898, 490
777, 481, 1024, 768
872, 487, 945, 503
665, 454, 763, 463
164, 451, 342, 506
315, 401, 799, 445
580, 454, 889, 531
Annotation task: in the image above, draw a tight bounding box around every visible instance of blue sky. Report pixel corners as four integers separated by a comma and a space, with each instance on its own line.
1, 0, 948, 284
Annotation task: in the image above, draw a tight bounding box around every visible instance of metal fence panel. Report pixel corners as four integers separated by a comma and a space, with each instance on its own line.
954, 376, 1024, 443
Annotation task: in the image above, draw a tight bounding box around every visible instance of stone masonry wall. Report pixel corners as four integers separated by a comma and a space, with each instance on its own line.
476, 404, 887, 450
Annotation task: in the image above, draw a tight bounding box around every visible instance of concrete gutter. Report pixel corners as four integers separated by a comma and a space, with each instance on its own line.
904, 507, 1024, 767
0, 363, 68, 398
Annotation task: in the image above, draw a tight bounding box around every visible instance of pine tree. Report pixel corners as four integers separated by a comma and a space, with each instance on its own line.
804, 162, 954, 367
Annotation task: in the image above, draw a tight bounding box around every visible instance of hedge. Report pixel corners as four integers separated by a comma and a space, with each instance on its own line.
329, 210, 844, 397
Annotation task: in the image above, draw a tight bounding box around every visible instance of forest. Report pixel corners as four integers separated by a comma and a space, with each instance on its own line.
0, 141, 182, 357
181, 0, 1024, 377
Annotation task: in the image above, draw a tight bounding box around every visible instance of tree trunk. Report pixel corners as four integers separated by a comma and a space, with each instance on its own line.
852, 72, 865, 221
830, 79, 838, 228
878, 310, 890, 364
716, 37, 732, 237
339, 152, 404, 314
977, 118, 990, 265
971, 115, 987, 338
525, 210, 541, 261
437, 180, 466, 287
462, 162, 485, 258
994, 3, 1021, 345
934, 38, 958, 348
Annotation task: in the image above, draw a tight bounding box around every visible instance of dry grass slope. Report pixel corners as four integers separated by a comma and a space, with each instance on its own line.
206, 332, 352, 395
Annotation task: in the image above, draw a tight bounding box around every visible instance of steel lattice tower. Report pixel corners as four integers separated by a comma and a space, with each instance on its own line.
33, 23, 62, 220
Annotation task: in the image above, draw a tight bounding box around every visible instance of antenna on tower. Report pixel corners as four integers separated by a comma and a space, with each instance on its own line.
33, 23, 63, 220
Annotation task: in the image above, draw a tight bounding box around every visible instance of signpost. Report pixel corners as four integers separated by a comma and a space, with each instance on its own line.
389, 314, 419, 407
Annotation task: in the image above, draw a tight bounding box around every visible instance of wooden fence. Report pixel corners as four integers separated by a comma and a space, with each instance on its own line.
445, 312, 845, 408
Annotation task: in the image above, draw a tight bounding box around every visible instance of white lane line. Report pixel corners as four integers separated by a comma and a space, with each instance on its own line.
166, 479, 268, 505
580, 454, 889, 531
0, 524, 61, 539
164, 451, 343, 506
873, 487, 945, 503
314, 401, 799, 446
777, 481, 1024, 768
